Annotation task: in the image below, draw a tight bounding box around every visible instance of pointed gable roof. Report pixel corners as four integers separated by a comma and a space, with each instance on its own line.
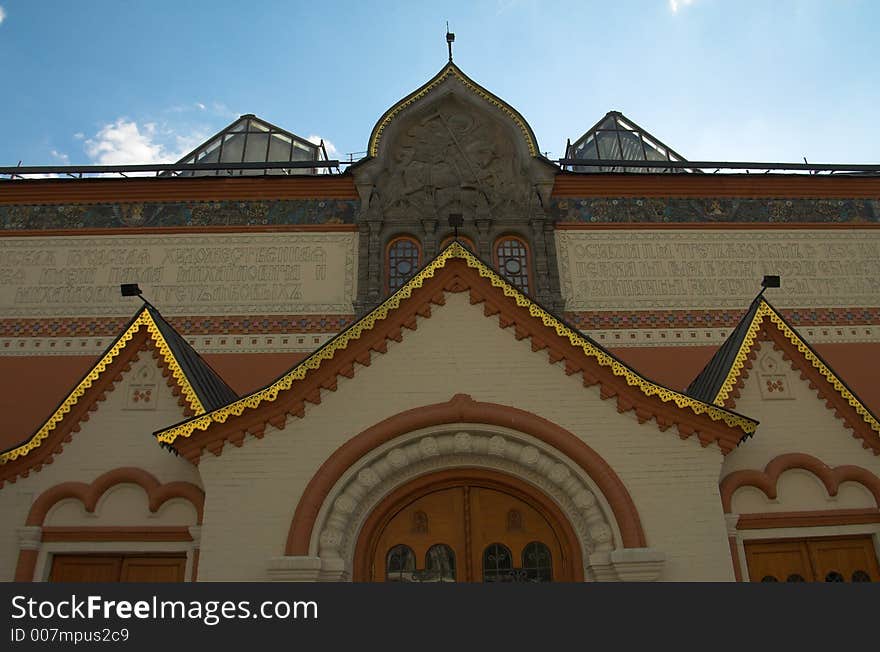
164, 114, 323, 177
0, 305, 236, 484
366, 62, 541, 159
156, 243, 757, 462
686, 296, 880, 453
566, 111, 691, 173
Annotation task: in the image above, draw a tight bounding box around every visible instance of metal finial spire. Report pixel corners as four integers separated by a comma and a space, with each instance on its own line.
446, 22, 455, 62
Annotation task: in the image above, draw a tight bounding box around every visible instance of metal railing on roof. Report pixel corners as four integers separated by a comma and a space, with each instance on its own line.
0, 160, 345, 179
3, 157, 880, 180
557, 158, 880, 174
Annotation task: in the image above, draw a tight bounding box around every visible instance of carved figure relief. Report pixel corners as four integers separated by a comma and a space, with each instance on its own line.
374, 94, 531, 224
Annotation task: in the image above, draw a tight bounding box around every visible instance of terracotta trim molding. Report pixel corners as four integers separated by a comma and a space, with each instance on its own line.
286, 394, 647, 554
716, 305, 880, 455
728, 536, 743, 582
719, 452, 880, 513
13, 467, 203, 582
24, 467, 204, 526
0, 329, 149, 486
551, 173, 880, 198
0, 175, 358, 205
40, 526, 194, 542
736, 508, 880, 530
13, 551, 39, 582
160, 249, 753, 461
0, 312, 210, 484
351, 468, 585, 582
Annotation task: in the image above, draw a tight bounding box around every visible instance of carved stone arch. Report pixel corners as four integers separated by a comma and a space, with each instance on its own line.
351, 64, 561, 313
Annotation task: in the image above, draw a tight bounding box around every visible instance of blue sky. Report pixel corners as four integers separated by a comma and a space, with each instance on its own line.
1, 0, 878, 168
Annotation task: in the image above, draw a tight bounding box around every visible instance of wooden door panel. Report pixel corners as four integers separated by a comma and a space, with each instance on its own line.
745, 541, 813, 582
746, 536, 880, 582
121, 556, 186, 582
808, 538, 880, 582
372, 487, 467, 582
468, 486, 563, 582
49, 555, 123, 582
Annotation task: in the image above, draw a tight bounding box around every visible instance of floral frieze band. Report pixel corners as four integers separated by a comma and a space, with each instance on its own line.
0, 199, 358, 231
549, 197, 880, 223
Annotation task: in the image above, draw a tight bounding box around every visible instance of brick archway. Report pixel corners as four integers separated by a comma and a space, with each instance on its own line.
286, 394, 647, 558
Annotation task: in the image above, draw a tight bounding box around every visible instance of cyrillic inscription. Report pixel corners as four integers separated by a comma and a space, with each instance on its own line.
556, 230, 880, 310
0, 233, 357, 317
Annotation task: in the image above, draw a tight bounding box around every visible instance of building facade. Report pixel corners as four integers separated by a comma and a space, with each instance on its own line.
1, 63, 879, 582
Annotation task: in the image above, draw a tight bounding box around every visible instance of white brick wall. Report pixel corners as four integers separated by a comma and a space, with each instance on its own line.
196, 293, 734, 581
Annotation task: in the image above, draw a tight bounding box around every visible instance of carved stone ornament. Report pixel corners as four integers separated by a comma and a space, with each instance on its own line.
308, 426, 623, 581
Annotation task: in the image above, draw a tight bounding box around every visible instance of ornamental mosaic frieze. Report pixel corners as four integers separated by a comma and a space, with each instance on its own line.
549, 197, 880, 224
0, 199, 357, 231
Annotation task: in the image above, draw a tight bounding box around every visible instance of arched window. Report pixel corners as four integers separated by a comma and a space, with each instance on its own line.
521, 542, 553, 582
440, 235, 476, 252
386, 237, 422, 293
425, 544, 456, 582
494, 236, 531, 294
483, 543, 516, 582
386, 544, 416, 582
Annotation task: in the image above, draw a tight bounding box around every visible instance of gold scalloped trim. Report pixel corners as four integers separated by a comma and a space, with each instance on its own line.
156, 243, 756, 445
712, 301, 880, 436
0, 309, 205, 465
368, 64, 538, 158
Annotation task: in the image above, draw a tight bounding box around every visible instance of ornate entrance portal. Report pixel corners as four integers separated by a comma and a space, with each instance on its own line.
353, 470, 583, 582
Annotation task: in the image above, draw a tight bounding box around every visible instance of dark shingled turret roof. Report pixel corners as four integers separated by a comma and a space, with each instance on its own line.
686, 297, 763, 404
145, 305, 238, 411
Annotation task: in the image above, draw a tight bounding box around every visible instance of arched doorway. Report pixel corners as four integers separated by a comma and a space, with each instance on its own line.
353, 469, 584, 582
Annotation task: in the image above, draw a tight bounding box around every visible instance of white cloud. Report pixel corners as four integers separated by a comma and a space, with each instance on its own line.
83, 118, 201, 166
50, 150, 70, 164
307, 135, 338, 157
0, 6, 6, 26
73, 132, 85, 140
196, 102, 206, 111
669, 0, 697, 12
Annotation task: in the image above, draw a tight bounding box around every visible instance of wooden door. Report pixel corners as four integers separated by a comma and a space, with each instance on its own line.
745, 536, 879, 582
49, 554, 186, 582
121, 556, 187, 582
363, 473, 578, 582
49, 556, 123, 582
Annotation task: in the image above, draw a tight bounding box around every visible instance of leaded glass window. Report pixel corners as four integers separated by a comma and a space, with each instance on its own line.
386, 544, 416, 582
482, 543, 515, 582
423, 544, 456, 582
495, 237, 530, 294
387, 237, 421, 292
521, 542, 553, 582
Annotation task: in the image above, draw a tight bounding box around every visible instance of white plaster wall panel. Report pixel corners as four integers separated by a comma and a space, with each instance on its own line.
44, 489, 197, 527
196, 293, 734, 581
730, 471, 877, 514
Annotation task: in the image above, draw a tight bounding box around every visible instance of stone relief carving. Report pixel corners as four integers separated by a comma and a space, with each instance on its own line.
313, 429, 620, 580
371, 94, 532, 224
